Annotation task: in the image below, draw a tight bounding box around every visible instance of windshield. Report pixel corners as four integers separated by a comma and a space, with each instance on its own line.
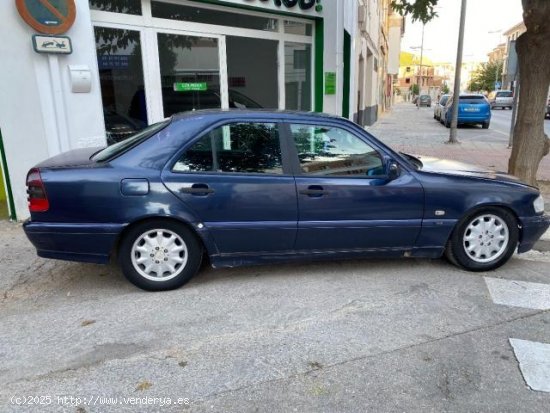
496, 91, 513, 98
92, 119, 171, 162
459, 96, 487, 104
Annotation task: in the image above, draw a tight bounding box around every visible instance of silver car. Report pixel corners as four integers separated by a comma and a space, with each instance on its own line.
434, 94, 450, 121
488, 90, 513, 110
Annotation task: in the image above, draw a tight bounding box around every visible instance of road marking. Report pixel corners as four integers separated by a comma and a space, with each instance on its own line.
510, 338, 550, 392
484, 277, 550, 310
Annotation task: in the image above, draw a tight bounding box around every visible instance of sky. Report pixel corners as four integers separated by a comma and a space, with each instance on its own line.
401, 0, 524, 64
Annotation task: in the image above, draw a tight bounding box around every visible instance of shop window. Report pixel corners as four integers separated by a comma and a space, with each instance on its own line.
284, 21, 313, 36
89, 0, 141, 15
157, 34, 221, 116
285, 43, 312, 111
151, 1, 278, 32
173, 123, 283, 174
95, 27, 147, 144
227, 37, 278, 109
291, 124, 384, 177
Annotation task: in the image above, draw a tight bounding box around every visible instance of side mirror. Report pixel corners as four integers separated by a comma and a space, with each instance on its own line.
387, 161, 400, 180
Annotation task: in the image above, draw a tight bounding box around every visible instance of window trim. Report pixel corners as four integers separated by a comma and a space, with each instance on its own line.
168, 119, 293, 177
282, 120, 391, 179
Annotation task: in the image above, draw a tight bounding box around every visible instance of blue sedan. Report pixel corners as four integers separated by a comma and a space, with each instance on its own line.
443, 94, 492, 129
24, 111, 548, 291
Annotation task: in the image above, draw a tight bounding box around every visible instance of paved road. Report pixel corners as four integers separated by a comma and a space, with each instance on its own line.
490, 108, 550, 139
369, 103, 550, 180
1, 222, 550, 411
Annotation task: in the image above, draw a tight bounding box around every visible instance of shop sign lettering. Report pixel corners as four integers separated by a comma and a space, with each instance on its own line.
246, 0, 323, 12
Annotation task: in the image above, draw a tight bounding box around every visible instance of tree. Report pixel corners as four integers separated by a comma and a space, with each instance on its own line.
468, 60, 503, 92
441, 83, 450, 95
410, 84, 419, 96
392, 0, 550, 185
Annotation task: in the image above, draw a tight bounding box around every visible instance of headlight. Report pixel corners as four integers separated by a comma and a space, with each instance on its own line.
533, 195, 545, 214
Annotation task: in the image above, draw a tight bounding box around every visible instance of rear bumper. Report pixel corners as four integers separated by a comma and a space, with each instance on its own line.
23, 221, 126, 264
457, 115, 491, 124
518, 215, 550, 253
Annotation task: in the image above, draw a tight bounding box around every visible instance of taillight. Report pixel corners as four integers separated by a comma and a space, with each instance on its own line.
26, 168, 49, 212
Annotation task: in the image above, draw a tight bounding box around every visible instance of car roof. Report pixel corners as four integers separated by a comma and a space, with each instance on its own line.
171, 109, 343, 122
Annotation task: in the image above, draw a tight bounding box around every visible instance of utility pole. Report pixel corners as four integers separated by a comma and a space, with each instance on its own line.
448, 0, 467, 144
417, 23, 425, 109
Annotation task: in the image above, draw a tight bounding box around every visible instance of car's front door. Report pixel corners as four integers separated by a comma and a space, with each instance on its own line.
287, 122, 424, 252
162, 121, 297, 254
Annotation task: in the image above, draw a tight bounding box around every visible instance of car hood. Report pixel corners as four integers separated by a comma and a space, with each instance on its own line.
411, 154, 527, 185
36, 147, 104, 169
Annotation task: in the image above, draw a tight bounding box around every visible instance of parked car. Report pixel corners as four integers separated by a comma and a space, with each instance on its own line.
443, 94, 491, 129
487, 90, 513, 110
434, 94, 450, 121
417, 94, 432, 107
546, 97, 550, 119
24, 110, 548, 291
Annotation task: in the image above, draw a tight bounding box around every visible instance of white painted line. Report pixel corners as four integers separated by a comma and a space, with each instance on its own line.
484, 277, 550, 310
510, 338, 550, 392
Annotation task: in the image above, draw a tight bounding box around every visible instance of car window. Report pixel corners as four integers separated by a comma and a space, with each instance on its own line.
440, 96, 449, 105
459, 96, 487, 104
291, 124, 385, 177
173, 122, 283, 174
496, 91, 513, 98
92, 119, 170, 162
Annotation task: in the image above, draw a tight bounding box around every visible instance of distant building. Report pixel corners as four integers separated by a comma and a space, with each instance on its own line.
488, 43, 506, 63
396, 51, 436, 98
502, 21, 526, 90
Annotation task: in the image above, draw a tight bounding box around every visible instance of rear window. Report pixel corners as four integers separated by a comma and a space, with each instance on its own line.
92, 119, 170, 162
440, 96, 449, 105
496, 91, 513, 97
459, 96, 487, 104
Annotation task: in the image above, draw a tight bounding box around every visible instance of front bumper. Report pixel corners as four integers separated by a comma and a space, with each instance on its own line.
23, 220, 126, 264
518, 214, 550, 253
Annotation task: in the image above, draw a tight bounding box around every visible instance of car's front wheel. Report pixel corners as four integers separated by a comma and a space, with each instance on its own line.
119, 220, 203, 291
445, 208, 518, 271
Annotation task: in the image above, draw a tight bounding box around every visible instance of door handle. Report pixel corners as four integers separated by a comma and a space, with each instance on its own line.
299, 185, 328, 197
180, 183, 214, 195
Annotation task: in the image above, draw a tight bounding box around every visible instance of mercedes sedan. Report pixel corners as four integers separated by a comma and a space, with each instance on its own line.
24, 111, 549, 291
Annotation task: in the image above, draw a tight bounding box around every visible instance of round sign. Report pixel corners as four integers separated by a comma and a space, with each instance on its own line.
16, 0, 76, 35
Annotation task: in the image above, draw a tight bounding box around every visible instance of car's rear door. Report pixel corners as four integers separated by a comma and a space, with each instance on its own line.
285, 121, 424, 252
162, 120, 297, 254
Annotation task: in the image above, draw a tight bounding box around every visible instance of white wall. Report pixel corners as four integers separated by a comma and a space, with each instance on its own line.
0, 0, 106, 220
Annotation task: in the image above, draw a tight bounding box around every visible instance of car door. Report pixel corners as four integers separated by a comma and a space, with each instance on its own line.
162, 121, 297, 254
286, 121, 424, 252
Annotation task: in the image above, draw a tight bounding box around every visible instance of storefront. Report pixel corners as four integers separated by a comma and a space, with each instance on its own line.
0, 0, 358, 220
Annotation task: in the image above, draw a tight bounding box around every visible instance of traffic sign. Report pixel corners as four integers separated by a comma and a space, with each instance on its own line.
495, 81, 502, 90
16, 0, 76, 35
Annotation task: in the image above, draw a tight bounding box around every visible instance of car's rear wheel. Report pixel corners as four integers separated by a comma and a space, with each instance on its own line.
445, 208, 518, 271
119, 220, 202, 291
482, 121, 490, 129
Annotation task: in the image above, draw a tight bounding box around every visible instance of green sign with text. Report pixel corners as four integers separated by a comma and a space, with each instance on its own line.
173, 82, 208, 92
324, 72, 336, 95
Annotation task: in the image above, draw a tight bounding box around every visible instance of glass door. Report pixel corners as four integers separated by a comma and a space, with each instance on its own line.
156, 32, 226, 117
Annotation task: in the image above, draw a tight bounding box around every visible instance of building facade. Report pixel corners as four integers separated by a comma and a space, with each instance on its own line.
1, 0, 399, 220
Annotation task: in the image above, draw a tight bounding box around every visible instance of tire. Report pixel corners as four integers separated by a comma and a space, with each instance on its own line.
482, 121, 490, 129
445, 207, 518, 272
118, 219, 203, 291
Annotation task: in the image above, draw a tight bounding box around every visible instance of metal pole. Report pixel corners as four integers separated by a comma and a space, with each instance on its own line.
495, 60, 499, 90
417, 23, 425, 109
448, 0, 467, 144
508, 74, 519, 148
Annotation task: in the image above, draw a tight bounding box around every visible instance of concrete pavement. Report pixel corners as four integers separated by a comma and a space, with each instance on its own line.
368, 103, 550, 181
1, 225, 550, 411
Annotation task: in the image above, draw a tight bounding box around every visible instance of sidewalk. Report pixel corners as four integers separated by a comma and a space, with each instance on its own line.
368, 103, 550, 181
369, 103, 550, 252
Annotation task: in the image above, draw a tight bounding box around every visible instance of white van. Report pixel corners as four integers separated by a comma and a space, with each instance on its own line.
487, 90, 513, 110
